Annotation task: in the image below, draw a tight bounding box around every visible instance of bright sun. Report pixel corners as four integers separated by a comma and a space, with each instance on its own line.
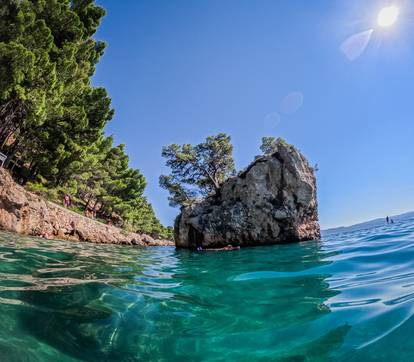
377, 6, 400, 27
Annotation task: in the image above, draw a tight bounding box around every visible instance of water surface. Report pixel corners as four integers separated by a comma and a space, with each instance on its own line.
1, 219, 414, 361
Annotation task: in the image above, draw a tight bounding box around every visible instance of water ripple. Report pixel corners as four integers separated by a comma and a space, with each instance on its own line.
1, 220, 414, 361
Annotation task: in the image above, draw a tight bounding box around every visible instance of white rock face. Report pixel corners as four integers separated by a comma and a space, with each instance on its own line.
175, 141, 320, 249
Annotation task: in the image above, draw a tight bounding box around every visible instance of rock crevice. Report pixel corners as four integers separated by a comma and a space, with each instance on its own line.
175, 141, 320, 249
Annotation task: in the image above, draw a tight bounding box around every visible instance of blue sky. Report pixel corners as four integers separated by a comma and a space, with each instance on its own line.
93, 0, 414, 229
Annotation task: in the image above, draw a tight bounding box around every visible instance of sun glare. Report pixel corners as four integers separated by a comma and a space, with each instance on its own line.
377, 6, 399, 27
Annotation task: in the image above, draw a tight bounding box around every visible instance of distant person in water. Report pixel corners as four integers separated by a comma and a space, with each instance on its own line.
223, 244, 240, 250
63, 194, 71, 208
391, 219, 394, 224
386, 216, 390, 224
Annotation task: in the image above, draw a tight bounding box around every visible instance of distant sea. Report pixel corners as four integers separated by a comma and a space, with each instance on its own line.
323, 211, 414, 236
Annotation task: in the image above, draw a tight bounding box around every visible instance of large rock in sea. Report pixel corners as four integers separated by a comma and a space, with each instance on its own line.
175, 140, 320, 249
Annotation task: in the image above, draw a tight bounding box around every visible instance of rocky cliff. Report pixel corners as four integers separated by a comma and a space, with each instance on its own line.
0, 168, 173, 246
175, 140, 320, 249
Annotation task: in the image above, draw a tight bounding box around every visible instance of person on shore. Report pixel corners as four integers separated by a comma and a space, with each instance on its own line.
63, 194, 71, 208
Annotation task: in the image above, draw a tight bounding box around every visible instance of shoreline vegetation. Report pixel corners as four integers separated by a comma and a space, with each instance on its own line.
0, 167, 173, 246
0, 1, 172, 240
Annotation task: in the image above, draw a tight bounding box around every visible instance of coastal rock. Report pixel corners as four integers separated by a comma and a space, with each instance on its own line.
0, 168, 173, 246
175, 140, 320, 248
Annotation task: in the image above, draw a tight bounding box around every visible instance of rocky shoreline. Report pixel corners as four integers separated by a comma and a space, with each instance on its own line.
0, 168, 173, 247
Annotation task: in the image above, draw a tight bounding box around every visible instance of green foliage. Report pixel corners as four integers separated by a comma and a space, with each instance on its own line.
260, 137, 290, 155
160, 133, 236, 207
26, 180, 63, 203
0, 0, 171, 240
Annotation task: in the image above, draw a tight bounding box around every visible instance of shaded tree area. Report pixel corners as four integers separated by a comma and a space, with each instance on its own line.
0, 0, 172, 239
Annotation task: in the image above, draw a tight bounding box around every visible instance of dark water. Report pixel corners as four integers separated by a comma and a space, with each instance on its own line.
1, 219, 414, 361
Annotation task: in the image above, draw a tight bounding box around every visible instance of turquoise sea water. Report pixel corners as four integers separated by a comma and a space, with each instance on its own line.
1, 219, 414, 361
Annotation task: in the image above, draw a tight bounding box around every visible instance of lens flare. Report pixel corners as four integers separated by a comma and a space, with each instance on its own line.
341, 30, 373, 61
377, 6, 399, 27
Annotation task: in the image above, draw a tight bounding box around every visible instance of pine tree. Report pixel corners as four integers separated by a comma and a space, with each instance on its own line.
0, 0, 171, 239
160, 133, 236, 207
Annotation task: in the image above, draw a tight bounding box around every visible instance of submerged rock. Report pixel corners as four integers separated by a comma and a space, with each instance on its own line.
0, 168, 173, 246
175, 140, 320, 249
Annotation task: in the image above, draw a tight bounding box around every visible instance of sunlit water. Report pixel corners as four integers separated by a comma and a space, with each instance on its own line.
1, 219, 414, 361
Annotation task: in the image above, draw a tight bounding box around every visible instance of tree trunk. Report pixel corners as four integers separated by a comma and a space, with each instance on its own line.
92, 198, 99, 211
84, 193, 93, 211
4, 140, 20, 168
28, 164, 39, 180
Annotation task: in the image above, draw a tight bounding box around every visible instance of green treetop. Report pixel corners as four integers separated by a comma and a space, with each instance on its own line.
260, 136, 291, 155
160, 133, 236, 207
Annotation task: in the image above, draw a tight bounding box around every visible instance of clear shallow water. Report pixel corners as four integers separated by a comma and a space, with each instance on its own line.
1, 220, 414, 361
